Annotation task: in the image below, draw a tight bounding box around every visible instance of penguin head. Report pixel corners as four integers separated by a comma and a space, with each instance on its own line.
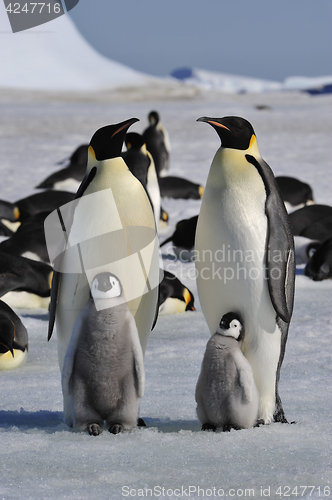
216, 312, 244, 341
0, 317, 15, 356
197, 116, 256, 151
91, 272, 122, 300
148, 111, 160, 127
125, 132, 145, 151
87, 118, 139, 169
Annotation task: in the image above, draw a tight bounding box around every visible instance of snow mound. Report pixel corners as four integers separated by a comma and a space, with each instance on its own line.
171, 67, 332, 95
0, 11, 150, 91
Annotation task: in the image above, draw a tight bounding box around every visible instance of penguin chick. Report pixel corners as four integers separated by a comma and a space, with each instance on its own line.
158, 270, 195, 315
0, 300, 28, 370
142, 111, 169, 177
36, 144, 88, 191
62, 272, 145, 435
195, 313, 259, 432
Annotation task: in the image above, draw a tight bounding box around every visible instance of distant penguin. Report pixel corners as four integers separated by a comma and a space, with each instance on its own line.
160, 215, 198, 261
294, 236, 321, 265
142, 111, 169, 177
289, 205, 332, 242
0, 300, 28, 370
159, 206, 169, 230
159, 176, 204, 200
195, 116, 295, 424
36, 144, 88, 191
158, 270, 195, 315
0, 212, 49, 263
62, 272, 145, 435
122, 132, 161, 226
305, 237, 332, 281
0, 200, 20, 235
195, 312, 259, 431
15, 190, 75, 222
0, 252, 52, 309
276, 176, 314, 212
47, 119, 160, 424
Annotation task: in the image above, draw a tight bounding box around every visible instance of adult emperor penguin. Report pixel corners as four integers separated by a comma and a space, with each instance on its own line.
62, 272, 145, 435
195, 116, 295, 424
195, 312, 259, 431
47, 119, 160, 402
142, 111, 170, 177
0, 300, 28, 370
122, 132, 161, 228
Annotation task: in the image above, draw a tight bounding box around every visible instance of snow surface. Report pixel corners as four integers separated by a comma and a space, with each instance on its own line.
0, 89, 332, 499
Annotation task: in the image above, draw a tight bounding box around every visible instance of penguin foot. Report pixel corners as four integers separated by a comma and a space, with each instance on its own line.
137, 418, 146, 427
255, 419, 266, 427
201, 423, 216, 432
109, 423, 124, 435
88, 423, 103, 436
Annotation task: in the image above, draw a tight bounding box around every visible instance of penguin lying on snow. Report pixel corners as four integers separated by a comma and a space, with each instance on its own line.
142, 110, 170, 177
36, 144, 88, 191
62, 272, 145, 435
289, 204, 332, 242
0, 300, 28, 370
195, 116, 295, 424
158, 270, 195, 315
0, 252, 52, 309
160, 215, 198, 261
15, 190, 75, 222
195, 312, 259, 432
159, 176, 204, 200
294, 236, 321, 265
0, 212, 49, 263
0, 200, 20, 235
305, 237, 332, 281
275, 176, 314, 212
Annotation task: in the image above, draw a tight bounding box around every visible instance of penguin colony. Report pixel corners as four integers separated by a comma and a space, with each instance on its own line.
1, 109, 329, 435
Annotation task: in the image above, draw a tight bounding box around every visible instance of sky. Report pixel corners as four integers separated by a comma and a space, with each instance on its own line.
68, 0, 332, 82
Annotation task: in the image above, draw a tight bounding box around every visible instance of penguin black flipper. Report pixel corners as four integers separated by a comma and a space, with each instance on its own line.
47, 167, 97, 341
245, 155, 295, 323
0, 273, 26, 297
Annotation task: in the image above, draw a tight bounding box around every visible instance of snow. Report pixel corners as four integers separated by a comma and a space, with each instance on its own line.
0, 12, 151, 91
170, 68, 332, 95
0, 83, 332, 499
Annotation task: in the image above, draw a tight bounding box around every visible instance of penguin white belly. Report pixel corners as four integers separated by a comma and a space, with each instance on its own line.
196, 149, 281, 423
159, 297, 186, 315
53, 178, 81, 192
1, 291, 50, 309
0, 349, 27, 370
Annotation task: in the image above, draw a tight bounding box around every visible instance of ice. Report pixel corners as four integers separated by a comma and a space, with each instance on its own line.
0, 89, 331, 499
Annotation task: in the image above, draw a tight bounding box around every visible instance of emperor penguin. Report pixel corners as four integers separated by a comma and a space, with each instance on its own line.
122, 132, 161, 228
195, 116, 295, 424
0, 300, 28, 370
36, 144, 88, 192
62, 272, 145, 435
195, 312, 259, 431
46, 119, 160, 420
142, 111, 170, 177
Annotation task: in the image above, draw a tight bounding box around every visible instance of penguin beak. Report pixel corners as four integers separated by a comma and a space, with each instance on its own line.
111, 118, 139, 138
197, 117, 230, 131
